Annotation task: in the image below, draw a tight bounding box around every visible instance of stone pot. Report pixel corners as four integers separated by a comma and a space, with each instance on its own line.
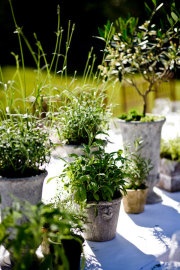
123, 188, 148, 214
157, 158, 180, 192
117, 116, 165, 204
83, 197, 121, 242
0, 170, 47, 211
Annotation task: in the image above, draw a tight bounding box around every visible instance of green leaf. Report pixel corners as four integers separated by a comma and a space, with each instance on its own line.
93, 193, 99, 201
171, 11, 178, 22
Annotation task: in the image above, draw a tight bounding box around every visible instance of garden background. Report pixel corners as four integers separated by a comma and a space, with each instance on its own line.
0, 0, 180, 116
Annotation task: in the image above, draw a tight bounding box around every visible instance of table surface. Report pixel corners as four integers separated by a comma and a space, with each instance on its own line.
42, 115, 180, 270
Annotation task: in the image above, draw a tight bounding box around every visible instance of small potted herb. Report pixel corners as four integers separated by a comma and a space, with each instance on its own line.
158, 137, 180, 192
122, 147, 153, 213
0, 114, 53, 210
52, 88, 111, 159
58, 142, 127, 242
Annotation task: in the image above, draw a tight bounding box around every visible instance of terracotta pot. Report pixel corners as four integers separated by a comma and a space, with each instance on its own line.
123, 189, 148, 214
117, 115, 165, 204
83, 197, 121, 242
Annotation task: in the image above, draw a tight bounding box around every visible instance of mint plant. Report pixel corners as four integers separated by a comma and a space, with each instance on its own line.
59, 143, 127, 209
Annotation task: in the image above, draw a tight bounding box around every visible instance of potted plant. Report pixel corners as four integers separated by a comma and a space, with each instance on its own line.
157, 137, 180, 192
58, 142, 127, 242
122, 143, 153, 214
97, 0, 180, 203
0, 199, 85, 270
0, 114, 53, 211
51, 87, 111, 159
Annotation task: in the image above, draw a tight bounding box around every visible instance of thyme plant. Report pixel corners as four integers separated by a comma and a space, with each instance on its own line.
0, 115, 52, 177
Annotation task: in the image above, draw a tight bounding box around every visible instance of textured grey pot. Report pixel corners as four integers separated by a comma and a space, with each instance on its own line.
83, 197, 121, 242
117, 116, 165, 204
0, 171, 47, 210
158, 158, 180, 192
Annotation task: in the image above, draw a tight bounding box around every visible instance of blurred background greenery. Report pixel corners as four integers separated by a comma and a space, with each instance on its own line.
0, 0, 179, 116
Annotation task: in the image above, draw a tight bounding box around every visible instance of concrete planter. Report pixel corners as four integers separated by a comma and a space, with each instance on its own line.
123, 189, 148, 214
117, 116, 165, 204
157, 158, 180, 192
83, 197, 121, 242
0, 171, 47, 210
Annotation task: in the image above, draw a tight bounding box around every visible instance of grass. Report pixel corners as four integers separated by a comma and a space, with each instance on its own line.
0, 66, 180, 117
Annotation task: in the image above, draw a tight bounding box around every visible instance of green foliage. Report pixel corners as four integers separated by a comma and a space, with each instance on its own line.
160, 137, 180, 161
124, 151, 153, 190
118, 109, 164, 122
98, 0, 180, 115
0, 114, 52, 177
0, 1, 77, 118
0, 199, 85, 270
59, 143, 127, 208
119, 110, 144, 121
55, 88, 111, 145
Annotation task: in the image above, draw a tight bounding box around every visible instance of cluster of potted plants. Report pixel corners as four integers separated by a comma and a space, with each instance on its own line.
98, 0, 180, 203
57, 140, 153, 242
0, 0, 180, 268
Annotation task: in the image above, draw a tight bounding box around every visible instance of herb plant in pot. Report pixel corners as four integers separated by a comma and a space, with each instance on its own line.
157, 137, 180, 192
58, 143, 127, 242
122, 146, 153, 214
0, 199, 85, 270
98, 0, 180, 203
52, 88, 111, 159
0, 114, 52, 211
